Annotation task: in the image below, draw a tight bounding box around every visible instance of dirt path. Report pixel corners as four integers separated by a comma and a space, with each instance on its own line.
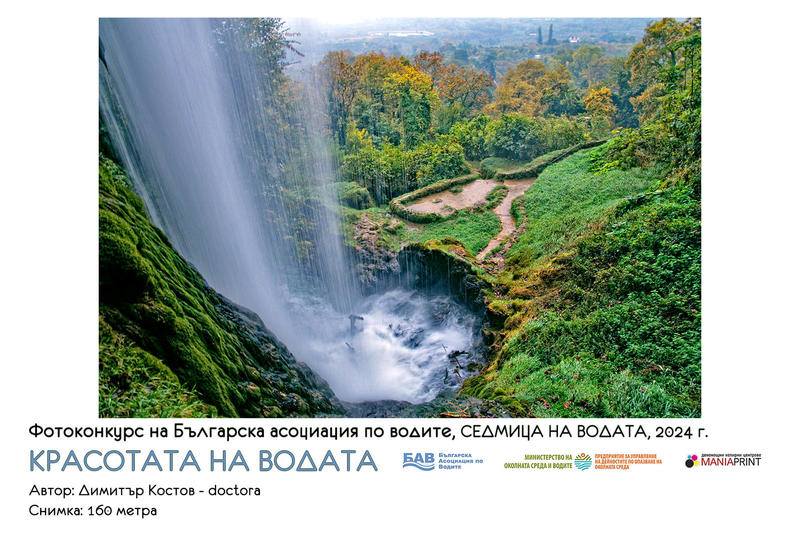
476, 178, 535, 261
405, 178, 498, 217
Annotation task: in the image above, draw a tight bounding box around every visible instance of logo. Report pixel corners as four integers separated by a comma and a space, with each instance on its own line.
574, 453, 592, 470
685, 452, 761, 468
403, 452, 435, 471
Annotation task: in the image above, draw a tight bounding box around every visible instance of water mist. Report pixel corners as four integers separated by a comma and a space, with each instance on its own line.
99, 18, 481, 405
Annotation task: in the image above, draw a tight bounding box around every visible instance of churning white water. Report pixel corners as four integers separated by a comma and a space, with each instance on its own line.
287, 289, 480, 403
99, 18, 481, 405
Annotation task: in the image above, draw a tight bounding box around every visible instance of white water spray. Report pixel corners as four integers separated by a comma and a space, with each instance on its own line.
99, 18, 480, 405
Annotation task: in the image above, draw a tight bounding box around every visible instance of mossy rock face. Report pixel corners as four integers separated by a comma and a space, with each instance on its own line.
99, 155, 344, 418
397, 243, 490, 313
99, 317, 217, 418
486, 301, 511, 328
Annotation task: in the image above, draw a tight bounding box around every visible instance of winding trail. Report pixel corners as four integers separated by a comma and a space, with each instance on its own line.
405, 178, 498, 217
476, 178, 535, 261
392, 172, 537, 263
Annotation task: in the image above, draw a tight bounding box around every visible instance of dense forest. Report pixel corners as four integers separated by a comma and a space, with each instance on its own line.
100, 17, 700, 418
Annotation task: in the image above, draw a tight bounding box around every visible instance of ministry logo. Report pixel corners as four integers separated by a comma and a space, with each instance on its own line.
574, 453, 592, 471
403, 452, 435, 471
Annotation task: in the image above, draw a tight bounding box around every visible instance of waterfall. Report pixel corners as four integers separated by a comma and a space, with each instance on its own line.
100, 18, 357, 340
99, 18, 481, 404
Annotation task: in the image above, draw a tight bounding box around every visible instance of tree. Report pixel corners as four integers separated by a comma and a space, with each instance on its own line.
486, 114, 543, 161
384, 66, 439, 148
655, 23, 701, 173
448, 115, 490, 160
437, 65, 494, 114
584, 86, 616, 119
412, 51, 445, 86
341, 52, 411, 145
213, 18, 300, 86
584, 86, 616, 138
539, 63, 583, 116
320, 51, 358, 146
414, 50, 493, 115
486, 59, 547, 116
486, 59, 579, 118
599, 18, 701, 184
568, 45, 603, 87
625, 18, 700, 123
612, 62, 639, 128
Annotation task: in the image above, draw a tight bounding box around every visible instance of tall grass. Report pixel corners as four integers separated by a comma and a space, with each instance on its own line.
506, 149, 659, 272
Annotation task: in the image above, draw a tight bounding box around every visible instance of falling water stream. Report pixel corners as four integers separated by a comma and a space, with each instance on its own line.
99, 18, 481, 405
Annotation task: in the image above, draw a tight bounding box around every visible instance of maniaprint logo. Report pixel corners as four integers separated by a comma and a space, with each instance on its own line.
685, 452, 762, 468
574, 453, 592, 470
403, 452, 435, 471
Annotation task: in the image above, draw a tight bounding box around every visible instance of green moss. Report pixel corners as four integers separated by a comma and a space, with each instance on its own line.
495, 140, 605, 180
99, 318, 215, 418
99, 155, 343, 418
484, 184, 509, 209
509, 196, 525, 226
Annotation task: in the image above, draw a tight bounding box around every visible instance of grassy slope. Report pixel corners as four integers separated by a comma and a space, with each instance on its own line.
345, 204, 502, 258
413, 211, 502, 256
99, 155, 342, 418
506, 149, 658, 273
463, 147, 700, 417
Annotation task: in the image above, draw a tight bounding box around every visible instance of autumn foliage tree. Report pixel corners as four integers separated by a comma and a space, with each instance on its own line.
486, 60, 580, 118
317, 18, 700, 204
413, 51, 493, 130
383, 66, 439, 147
584, 86, 617, 137
584, 87, 616, 118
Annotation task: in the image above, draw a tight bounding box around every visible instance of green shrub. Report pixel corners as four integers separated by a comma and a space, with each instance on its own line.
540, 116, 586, 151
484, 184, 509, 209
479, 157, 528, 178
410, 139, 471, 186
335, 181, 375, 209
341, 139, 469, 205
486, 113, 543, 161
448, 115, 490, 160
